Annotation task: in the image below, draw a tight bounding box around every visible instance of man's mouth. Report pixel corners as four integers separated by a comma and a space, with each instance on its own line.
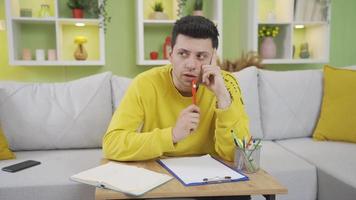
183, 73, 197, 78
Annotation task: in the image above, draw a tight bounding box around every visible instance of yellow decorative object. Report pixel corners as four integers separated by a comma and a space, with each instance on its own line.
74, 36, 88, 44
0, 127, 16, 160
313, 65, 356, 143
74, 36, 88, 60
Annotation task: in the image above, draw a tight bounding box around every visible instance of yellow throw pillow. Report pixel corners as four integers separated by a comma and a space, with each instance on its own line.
313, 65, 356, 143
0, 126, 15, 160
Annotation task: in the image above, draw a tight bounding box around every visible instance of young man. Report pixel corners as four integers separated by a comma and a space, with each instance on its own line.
103, 16, 250, 162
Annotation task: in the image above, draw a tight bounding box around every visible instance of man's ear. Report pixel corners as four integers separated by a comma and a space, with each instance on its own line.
168, 48, 173, 63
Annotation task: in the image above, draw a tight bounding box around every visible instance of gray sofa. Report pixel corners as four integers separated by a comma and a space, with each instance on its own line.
0, 67, 355, 200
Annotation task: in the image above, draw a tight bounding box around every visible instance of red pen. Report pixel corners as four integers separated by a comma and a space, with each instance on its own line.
192, 79, 197, 105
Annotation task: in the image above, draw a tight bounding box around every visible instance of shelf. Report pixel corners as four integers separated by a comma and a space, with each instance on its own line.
258, 0, 294, 23
5, 0, 105, 66
143, 19, 176, 25
136, 0, 223, 66
248, 0, 331, 65
292, 24, 329, 60
58, 18, 101, 25
58, 23, 101, 61
12, 17, 56, 23
262, 58, 328, 64
11, 60, 105, 66
12, 22, 56, 61
258, 22, 291, 25
137, 59, 170, 66
293, 21, 329, 26
9, 0, 56, 18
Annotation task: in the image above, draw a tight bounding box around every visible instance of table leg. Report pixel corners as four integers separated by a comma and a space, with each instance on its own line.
263, 194, 276, 200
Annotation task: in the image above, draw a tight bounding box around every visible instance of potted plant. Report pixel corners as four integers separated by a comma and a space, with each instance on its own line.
149, 1, 168, 20
67, 0, 87, 18
193, 0, 203, 16
87, 0, 111, 33
177, 0, 187, 18
218, 51, 264, 72
258, 25, 280, 59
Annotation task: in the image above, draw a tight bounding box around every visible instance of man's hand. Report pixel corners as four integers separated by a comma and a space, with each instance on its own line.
201, 50, 231, 109
172, 105, 200, 143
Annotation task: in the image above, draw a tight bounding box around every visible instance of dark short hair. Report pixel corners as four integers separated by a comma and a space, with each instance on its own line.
171, 15, 219, 49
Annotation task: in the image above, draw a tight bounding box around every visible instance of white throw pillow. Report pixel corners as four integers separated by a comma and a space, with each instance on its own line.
259, 69, 323, 140
0, 72, 112, 150
111, 75, 132, 111
233, 67, 263, 139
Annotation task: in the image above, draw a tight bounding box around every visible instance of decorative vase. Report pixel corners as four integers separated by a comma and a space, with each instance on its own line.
74, 44, 88, 60
72, 8, 84, 18
150, 51, 158, 60
299, 42, 310, 59
260, 37, 277, 59
39, 4, 50, 18
22, 48, 32, 60
47, 49, 57, 61
148, 12, 168, 20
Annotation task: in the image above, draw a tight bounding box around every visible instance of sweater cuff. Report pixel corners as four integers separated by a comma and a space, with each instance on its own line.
159, 127, 175, 152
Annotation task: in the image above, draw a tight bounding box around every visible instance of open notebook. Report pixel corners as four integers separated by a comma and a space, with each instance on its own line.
70, 162, 172, 196
158, 155, 248, 186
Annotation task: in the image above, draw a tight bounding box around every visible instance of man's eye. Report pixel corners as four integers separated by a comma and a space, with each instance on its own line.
197, 54, 207, 60
178, 52, 188, 57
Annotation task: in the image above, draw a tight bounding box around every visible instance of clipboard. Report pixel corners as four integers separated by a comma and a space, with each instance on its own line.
157, 155, 248, 186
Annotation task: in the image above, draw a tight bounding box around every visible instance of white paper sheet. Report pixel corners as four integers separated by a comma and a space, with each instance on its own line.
159, 155, 247, 186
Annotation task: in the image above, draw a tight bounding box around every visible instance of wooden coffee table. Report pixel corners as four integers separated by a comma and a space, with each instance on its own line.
95, 159, 287, 200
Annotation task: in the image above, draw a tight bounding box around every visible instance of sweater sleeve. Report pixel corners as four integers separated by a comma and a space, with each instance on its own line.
214, 72, 250, 162
102, 78, 175, 161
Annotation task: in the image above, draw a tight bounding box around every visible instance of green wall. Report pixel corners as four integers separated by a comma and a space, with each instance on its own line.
1, 0, 356, 82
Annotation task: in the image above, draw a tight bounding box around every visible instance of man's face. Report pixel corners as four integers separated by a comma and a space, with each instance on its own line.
169, 34, 214, 94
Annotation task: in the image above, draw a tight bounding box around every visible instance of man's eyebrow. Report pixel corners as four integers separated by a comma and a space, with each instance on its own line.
176, 48, 209, 55
177, 48, 190, 52
196, 51, 210, 55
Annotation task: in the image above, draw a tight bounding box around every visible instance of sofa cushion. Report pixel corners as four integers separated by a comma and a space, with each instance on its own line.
258, 69, 323, 140
277, 138, 356, 198
111, 75, 132, 111
251, 141, 317, 200
0, 72, 112, 150
0, 126, 15, 160
0, 149, 102, 200
233, 67, 263, 139
313, 66, 356, 143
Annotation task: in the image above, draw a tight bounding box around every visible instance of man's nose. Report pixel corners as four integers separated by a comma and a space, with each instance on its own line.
186, 57, 200, 71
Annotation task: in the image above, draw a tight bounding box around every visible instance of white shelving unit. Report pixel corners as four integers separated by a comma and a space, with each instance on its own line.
136, 0, 223, 66
5, 0, 105, 66
247, 0, 331, 64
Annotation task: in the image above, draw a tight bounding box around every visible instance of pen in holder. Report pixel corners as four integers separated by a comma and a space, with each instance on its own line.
231, 130, 262, 173
234, 145, 261, 173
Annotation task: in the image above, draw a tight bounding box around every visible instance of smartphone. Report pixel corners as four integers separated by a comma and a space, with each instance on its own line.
2, 160, 41, 173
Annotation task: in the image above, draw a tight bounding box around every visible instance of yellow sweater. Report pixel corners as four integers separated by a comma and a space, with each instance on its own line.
103, 65, 250, 161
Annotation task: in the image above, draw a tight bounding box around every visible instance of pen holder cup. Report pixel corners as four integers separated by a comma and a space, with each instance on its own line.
234, 146, 261, 173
